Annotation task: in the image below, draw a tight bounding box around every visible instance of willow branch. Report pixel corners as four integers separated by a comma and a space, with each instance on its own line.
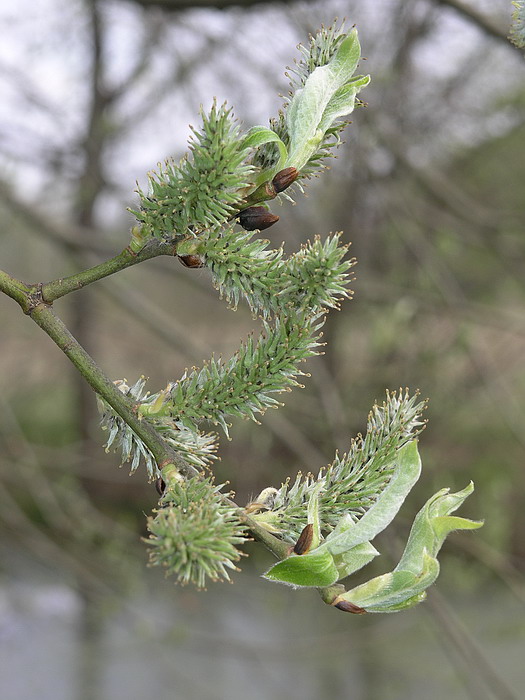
32, 298, 291, 561
0, 269, 31, 307
39, 238, 179, 303
26, 299, 193, 473
2, 270, 291, 559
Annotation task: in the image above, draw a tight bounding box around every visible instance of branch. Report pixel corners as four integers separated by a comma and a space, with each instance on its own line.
39, 238, 179, 303
0, 269, 31, 307
25, 299, 195, 476
1, 269, 292, 563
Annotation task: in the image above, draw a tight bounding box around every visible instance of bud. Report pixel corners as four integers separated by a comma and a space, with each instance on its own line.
238, 206, 279, 231
333, 599, 367, 615
155, 477, 166, 496
129, 225, 149, 254
178, 254, 204, 268
293, 523, 314, 555
245, 486, 278, 514
272, 167, 298, 193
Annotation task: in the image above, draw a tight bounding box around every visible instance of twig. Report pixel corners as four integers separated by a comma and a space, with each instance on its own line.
39, 239, 178, 302
2, 268, 294, 563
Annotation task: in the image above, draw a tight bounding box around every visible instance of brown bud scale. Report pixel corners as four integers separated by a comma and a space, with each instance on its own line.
178, 254, 204, 268
238, 206, 279, 231
334, 599, 367, 615
293, 523, 314, 555
272, 167, 299, 193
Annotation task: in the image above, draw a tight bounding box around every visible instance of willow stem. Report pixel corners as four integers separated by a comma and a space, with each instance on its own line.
0, 269, 32, 307
240, 512, 291, 560
2, 266, 298, 564
40, 238, 178, 303
28, 300, 193, 474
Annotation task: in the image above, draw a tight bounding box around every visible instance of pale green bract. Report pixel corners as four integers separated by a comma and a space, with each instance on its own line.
264, 442, 482, 612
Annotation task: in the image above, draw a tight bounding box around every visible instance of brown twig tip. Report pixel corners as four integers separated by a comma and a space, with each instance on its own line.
238, 206, 279, 231
178, 254, 204, 268
272, 167, 299, 193
293, 523, 314, 555
333, 598, 367, 614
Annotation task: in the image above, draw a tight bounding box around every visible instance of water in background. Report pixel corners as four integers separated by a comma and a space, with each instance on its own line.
1, 547, 524, 700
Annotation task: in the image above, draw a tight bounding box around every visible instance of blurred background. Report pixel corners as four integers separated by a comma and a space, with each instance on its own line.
0, 0, 524, 698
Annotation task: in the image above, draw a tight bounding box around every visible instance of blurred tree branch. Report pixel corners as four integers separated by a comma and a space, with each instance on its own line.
127, 0, 315, 10
425, 589, 519, 700
434, 0, 517, 49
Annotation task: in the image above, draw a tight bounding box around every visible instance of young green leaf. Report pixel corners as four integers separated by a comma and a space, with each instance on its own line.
285, 29, 370, 171
264, 546, 340, 588
243, 126, 288, 184
333, 541, 380, 579
336, 483, 483, 612
263, 520, 380, 588
335, 440, 421, 549
263, 440, 421, 588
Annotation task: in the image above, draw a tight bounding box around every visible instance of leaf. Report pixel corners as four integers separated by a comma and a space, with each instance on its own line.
285, 29, 370, 171
264, 547, 340, 588
333, 440, 421, 549
243, 126, 288, 183
336, 483, 483, 612
317, 75, 371, 135
263, 479, 332, 586
262, 440, 421, 589
337, 551, 440, 612
394, 482, 483, 574
333, 541, 379, 579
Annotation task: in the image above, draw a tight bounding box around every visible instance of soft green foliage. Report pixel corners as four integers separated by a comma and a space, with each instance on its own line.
264, 440, 421, 587
335, 483, 483, 612
251, 22, 369, 182
284, 30, 370, 172
93, 21, 482, 602
146, 469, 247, 588
264, 448, 482, 612
251, 390, 426, 539
510, 1, 525, 48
